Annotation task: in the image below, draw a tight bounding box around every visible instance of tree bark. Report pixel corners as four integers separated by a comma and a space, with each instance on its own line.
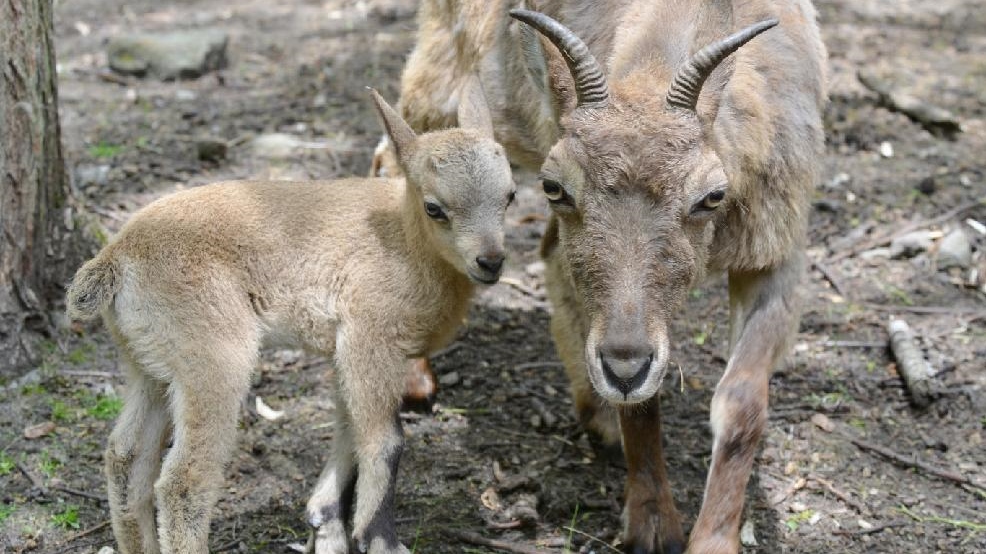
1, 0, 93, 374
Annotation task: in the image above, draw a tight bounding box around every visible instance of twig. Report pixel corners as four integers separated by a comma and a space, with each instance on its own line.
850, 437, 980, 491
445, 529, 550, 553
52, 484, 108, 503
833, 519, 908, 536
812, 261, 847, 296
430, 341, 463, 360
828, 198, 984, 262
808, 475, 868, 514
499, 277, 547, 301
865, 303, 986, 316
515, 361, 564, 371
888, 319, 935, 407
60, 369, 116, 379
50, 520, 111, 552
16, 461, 45, 490
819, 340, 886, 348
561, 526, 622, 553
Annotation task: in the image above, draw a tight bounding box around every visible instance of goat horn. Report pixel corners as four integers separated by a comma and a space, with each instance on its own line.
666, 18, 779, 111
509, 9, 609, 107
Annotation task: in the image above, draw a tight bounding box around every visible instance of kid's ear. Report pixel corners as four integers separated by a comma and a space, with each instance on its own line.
457, 75, 495, 138
368, 88, 417, 166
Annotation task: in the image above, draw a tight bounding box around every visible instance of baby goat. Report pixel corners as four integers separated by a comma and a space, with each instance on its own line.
66, 86, 514, 554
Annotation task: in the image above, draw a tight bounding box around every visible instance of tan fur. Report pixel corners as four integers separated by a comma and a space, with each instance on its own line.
66, 91, 514, 554
386, 1, 827, 552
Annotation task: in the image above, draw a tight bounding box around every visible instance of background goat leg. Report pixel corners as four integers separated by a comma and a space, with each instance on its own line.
618, 397, 685, 554
688, 255, 803, 554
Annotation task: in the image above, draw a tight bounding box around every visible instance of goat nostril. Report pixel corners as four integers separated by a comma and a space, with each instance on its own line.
476, 254, 504, 274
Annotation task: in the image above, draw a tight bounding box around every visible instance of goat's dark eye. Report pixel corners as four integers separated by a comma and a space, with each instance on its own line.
699, 189, 726, 210
424, 202, 447, 220
542, 179, 565, 202
507, 191, 516, 206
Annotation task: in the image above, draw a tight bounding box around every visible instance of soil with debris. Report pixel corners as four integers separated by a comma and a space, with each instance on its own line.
2, 0, 984, 552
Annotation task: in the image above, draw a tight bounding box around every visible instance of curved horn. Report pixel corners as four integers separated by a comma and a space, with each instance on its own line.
666, 18, 779, 111
509, 9, 609, 107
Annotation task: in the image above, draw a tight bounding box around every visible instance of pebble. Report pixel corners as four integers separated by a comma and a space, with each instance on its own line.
879, 141, 894, 158
438, 371, 460, 386
98, 547, 116, 554
937, 229, 972, 269
889, 230, 935, 259
740, 519, 758, 546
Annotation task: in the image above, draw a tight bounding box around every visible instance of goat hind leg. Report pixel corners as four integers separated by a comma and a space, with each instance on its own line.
154, 348, 255, 554
688, 258, 802, 554
104, 352, 171, 554
619, 398, 684, 554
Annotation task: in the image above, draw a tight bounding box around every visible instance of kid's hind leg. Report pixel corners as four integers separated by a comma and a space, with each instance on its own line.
104, 348, 171, 554
307, 376, 358, 554
154, 342, 257, 554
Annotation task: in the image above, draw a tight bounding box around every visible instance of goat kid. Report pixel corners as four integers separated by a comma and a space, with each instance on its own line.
66, 85, 514, 554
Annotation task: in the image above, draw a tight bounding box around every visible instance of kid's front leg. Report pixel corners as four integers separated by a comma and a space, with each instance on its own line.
307, 379, 358, 554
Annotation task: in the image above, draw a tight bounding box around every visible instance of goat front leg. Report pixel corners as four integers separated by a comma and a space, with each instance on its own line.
687, 254, 803, 554
619, 397, 685, 554
307, 375, 358, 554
338, 344, 410, 554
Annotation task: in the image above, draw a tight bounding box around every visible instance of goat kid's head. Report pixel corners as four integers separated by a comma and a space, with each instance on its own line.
370, 83, 515, 285
511, 10, 776, 404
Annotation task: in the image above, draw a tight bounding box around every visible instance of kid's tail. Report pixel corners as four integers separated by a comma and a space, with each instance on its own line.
66, 250, 121, 321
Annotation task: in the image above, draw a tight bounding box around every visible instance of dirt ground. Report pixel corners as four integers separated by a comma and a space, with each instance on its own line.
1, 0, 984, 552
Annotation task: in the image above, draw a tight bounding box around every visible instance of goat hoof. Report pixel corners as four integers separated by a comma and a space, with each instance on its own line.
311, 520, 349, 554
401, 358, 437, 412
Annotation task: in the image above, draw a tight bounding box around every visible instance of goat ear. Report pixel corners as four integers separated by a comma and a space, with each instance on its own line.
368, 88, 416, 165
539, 34, 577, 119
457, 75, 494, 138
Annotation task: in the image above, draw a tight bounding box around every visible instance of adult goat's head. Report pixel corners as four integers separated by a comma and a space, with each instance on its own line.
511, 9, 776, 404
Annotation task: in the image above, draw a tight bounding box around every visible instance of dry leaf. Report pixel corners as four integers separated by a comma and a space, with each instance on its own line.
24, 421, 56, 439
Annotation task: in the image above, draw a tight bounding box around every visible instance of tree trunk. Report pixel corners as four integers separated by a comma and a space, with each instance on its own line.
1, 0, 93, 375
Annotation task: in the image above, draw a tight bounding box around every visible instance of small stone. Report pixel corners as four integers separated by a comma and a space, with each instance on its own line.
530, 414, 542, 428
251, 133, 307, 159
197, 137, 228, 162
879, 141, 894, 158
858, 519, 873, 530
525, 261, 546, 278
917, 176, 937, 195
811, 413, 834, 433
75, 164, 111, 190
98, 547, 117, 554
740, 519, 758, 547
823, 172, 851, 190
438, 371, 460, 386
937, 229, 972, 270
889, 231, 935, 259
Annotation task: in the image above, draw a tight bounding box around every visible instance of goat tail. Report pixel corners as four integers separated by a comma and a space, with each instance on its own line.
66, 249, 122, 321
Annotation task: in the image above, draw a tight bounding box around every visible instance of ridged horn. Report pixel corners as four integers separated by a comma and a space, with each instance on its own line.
509, 8, 608, 107
666, 18, 779, 111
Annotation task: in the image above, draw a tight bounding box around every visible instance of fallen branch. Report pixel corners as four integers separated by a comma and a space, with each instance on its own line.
445, 529, 550, 553
866, 303, 986, 316
50, 520, 111, 553
850, 437, 981, 492
888, 319, 935, 407
808, 474, 868, 514
16, 461, 45, 490
812, 260, 847, 296
828, 198, 983, 263
833, 519, 908, 537
52, 484, 108, 503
